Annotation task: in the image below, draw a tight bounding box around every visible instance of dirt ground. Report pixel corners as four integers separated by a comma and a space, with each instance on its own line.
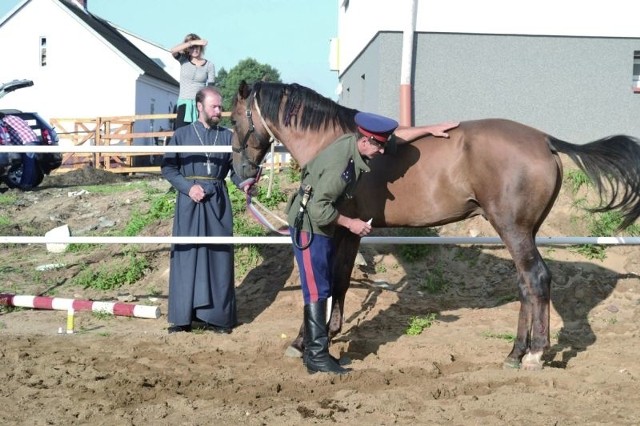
0, 164, 639, 425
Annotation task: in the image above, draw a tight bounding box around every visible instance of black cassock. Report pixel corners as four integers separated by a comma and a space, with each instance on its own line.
161, 122, 243, 328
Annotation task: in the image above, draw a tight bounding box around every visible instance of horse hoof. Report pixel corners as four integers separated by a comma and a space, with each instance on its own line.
284, 345, 303, 358
521, 352, 544, 371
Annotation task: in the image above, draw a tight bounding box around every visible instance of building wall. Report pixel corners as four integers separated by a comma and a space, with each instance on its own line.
336, 0, 640, 76
339, 32, 640, 141
133, 77, 177, 143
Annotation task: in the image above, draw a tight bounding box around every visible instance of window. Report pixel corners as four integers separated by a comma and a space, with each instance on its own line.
40, 37, 47, 67
634, 51, 640, 93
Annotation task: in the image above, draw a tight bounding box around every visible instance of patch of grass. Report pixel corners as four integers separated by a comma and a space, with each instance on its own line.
587, 211, 623, 236
65, 243, 98, 254
71, 249, 149, 291
0, 215, 10, 226
374, 263, 387, 274
0, 193, 18, 206
0, 265, 18, 274
234, 246, 263, 278
255, 178, 288, 209
570, 208, 640, 261
565, 169, 591, 194
572, 244, 607, 261
0, 305, 25, 314
92, 310, 114, 320
482, 331, 516, 342
405, 313, 438, 336
124, 191, 175, 236
418, 264, 447, 294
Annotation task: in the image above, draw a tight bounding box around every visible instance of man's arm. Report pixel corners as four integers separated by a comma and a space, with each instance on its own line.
394, 121, 460, 145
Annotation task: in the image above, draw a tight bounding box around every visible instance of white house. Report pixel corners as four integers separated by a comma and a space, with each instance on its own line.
334, 0, 640, 141
0, 0, 179, 140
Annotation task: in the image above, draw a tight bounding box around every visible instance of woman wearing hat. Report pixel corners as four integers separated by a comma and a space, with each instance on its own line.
285, 112, 457, 374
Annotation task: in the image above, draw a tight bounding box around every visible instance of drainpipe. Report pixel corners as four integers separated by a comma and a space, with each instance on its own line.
399, 0, 417, 126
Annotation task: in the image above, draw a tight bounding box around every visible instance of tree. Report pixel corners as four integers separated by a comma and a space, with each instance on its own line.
217, 58, 281, 114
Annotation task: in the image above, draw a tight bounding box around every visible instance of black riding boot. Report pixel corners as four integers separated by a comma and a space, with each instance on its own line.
303, 300, 350, 375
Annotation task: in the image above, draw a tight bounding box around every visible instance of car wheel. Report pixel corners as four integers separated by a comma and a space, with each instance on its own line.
2, 163, 43, 190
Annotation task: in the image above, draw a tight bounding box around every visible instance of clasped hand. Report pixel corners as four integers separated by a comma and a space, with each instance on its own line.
189, 184, 206, 203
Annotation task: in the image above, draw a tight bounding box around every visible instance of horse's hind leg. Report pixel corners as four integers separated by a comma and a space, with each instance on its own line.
502, 235, 552, 370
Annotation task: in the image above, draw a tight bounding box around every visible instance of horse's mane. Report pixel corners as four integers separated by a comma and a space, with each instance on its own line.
254, 82, 357, 133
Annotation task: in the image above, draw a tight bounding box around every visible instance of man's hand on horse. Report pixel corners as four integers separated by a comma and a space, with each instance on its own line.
394, 121, 460, 144
430, 121, 460, 138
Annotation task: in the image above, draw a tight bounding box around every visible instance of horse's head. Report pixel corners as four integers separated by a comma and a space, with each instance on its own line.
231, 80, 272, 181
231, 79, 359, 178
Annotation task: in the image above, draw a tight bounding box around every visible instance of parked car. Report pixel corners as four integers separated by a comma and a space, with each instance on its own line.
0, 79, 62, 190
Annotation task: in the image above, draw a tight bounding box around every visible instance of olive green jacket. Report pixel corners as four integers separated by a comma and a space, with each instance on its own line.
285, 133, 370, 238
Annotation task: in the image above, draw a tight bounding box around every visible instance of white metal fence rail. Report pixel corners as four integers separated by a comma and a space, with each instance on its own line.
2, 144, 638, 246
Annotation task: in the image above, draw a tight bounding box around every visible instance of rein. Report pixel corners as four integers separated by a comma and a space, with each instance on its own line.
245, 191, 290, 235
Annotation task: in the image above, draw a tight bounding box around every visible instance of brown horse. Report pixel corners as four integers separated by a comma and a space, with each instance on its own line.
230, 80, 640, 370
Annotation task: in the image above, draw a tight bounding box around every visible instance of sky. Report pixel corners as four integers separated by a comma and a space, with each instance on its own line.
0, 0, 340, 99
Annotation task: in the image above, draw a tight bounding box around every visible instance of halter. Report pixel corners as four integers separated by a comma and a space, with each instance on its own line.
232, 89, 279, 174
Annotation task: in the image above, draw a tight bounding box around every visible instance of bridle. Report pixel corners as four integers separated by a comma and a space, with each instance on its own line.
232, 89, 280, 176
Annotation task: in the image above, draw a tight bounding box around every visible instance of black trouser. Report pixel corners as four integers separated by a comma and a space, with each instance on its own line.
174, 104, 188, 130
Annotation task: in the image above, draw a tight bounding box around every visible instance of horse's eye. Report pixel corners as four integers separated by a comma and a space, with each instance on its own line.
230, 120, 237, 126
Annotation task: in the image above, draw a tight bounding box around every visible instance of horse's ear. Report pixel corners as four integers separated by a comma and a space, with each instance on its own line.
238, 80, 251, 100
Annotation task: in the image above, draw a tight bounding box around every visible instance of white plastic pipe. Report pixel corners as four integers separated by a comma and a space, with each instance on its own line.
2, 235, 639, 245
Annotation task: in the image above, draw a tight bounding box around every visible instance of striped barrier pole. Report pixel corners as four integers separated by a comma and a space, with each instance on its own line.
0, 293, 160, 319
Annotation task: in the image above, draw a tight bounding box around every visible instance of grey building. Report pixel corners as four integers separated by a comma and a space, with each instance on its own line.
336, 2, 640, 142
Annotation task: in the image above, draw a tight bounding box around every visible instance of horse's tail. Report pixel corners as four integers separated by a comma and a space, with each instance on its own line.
549, 135, 640, 230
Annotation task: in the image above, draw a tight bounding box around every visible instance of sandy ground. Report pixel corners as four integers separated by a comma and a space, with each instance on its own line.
0, 166, 639, 425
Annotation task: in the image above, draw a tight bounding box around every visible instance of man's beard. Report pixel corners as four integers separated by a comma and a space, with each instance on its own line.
204, 114, 220, 128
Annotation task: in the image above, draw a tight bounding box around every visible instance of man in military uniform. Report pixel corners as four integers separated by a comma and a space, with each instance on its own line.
286, 112, 457, 374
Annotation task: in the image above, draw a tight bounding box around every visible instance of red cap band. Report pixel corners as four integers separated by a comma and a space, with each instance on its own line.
357, 126, 389, 143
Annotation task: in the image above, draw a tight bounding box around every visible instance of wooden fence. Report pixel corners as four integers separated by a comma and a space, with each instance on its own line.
48, 112, 290, 175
